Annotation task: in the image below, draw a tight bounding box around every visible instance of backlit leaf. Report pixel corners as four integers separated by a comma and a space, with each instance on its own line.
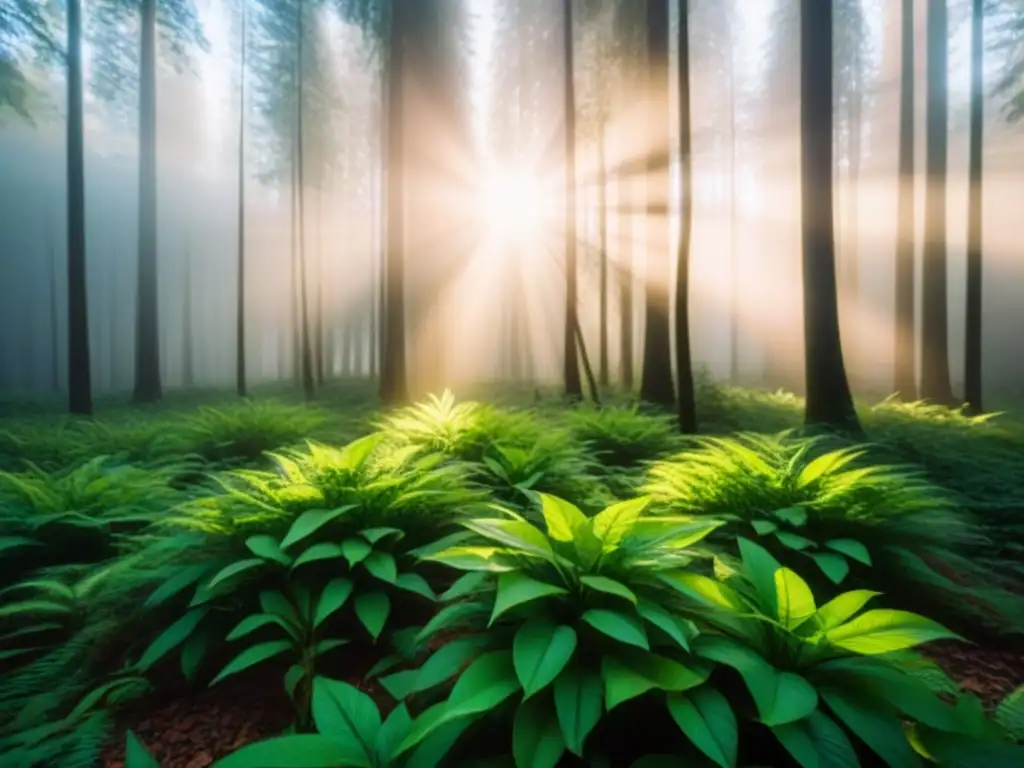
539, 494, 588, 542
775, 567, 816, 630
826, 610, 961, 655
592, 497, 650, 545
463, 518, 554, 559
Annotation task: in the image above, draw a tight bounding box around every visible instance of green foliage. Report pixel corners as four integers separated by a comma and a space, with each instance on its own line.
560, 404, 683, 470
997, 686, 1024, 742
642, 431, 1024, 635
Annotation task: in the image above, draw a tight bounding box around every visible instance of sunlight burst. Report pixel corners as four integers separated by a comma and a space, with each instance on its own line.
478, 168, 555, 243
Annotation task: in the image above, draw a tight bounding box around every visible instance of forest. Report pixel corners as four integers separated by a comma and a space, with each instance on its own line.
1, 0, 1024, 765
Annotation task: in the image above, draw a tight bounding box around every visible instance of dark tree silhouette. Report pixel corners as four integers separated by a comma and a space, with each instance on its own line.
964, 0, 984, 412
893, 0, 917, 400
66, 0, 92, 415
800, 0, 859, 430
639, 0, 674, 408
133, 0, 162, 404
236, 0, 247, 398
920, 0, 955, 405
296, 0, 315, 401
675, 0, 696, 433
563, 0, 582, 401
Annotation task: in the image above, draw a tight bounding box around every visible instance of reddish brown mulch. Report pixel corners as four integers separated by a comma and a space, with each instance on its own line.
99, 670, 392, 768
922, 640, 1024, 710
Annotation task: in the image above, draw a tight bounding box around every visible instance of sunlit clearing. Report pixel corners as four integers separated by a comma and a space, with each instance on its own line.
478, 168, 556, 243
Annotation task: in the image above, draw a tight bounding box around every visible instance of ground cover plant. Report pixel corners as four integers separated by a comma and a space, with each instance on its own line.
0, 386, 1022, 767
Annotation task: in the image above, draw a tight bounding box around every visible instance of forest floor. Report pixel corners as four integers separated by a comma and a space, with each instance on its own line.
1, 377, 1024, 767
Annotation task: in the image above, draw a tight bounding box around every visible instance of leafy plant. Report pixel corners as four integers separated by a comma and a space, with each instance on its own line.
379, 493, 724, 764
643, 432, 1024, 635
997, 686, 1024, 743
560, 404, 683, 470
666, 537, 1024, 766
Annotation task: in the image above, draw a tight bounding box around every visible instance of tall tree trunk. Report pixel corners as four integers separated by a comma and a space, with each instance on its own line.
920, 0, 954, 404
619, 179, 634, 391
562, 0, 582, 401
640, 0, 674, 407
598, 118, 609, 388
66, 0, 92, 415
48, 231, 60, 392
381, 0, 408, 406
296, 0, 315, 401
236, 1, 247, 397
675, 0, 697, 433
964, 0, 984, 412
893, 0, 917, 399
728, 19, 739, 385
182, 245, 194, 388
800, 0, 859, 430
133, 0, 161, 404
315, 185, 325, 386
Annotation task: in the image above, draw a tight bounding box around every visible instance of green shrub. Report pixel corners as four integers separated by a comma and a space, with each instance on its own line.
642, 432, 1024, 636
559, 404, 683, 470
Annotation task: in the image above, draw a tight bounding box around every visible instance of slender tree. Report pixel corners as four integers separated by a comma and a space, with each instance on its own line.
133, 0, 161, 403
563, 0, 583, 401
893, 0, 917, 399
380, 0, 408, 406
639, 0, 674, 407
676, 0, 697, 433
964, 0, 984, 412
67, 0, 92, 415
800, 0, 859, 430
598, 117, 609, 388
920, 0, 954, 404
236, 0, 248, 397
296, 0, 315, 401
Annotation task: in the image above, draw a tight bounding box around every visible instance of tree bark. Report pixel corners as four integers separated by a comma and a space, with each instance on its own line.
800, 0, 859, 430
598, 118, 609, 388
66, 0, 92, 415
964, 0, 984, 412
675, 0, 697, 433
920, 0, 954, 404
639, 0, 675, 408
893, 0, 917, 399
236, 0, 247, 397
296, 0, 315, 401
133, 0, 161, 404
562, 0, 582, 401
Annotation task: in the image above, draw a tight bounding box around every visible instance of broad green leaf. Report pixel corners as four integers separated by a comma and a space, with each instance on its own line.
826, 539, 871, 566
996, 686, 1024, 741
424, 546, 515, 572
737, 537, 782, 617
667, 686, 738, 768
772, 710, 859, 768
811, 591, 879, 633
637, 599, 692, 651
293, 543, 345, 569
627, 517, 724, 549
375, 704, 413, 765
311, 677, 381, 766
812, 553, 850, 584
592, 497, 650, 545
281, 506, 354, 550
314, 578, 354, 628
604, 650, 709, 707
775, 567, 816, 630
826, 610, 961, 655
582, 609, 649, 650
139, 608, 208, 670
773, 506, 808, 526
361, 527, 404, 545
316, 639, 348, 657
364, 551, 398, 584
491, 572, 567, 625
751, 519, 778, 536
776, 531, 816, 551
259, 590, 301, 629
180, 627, 213, 681
125, 732, 160, 768
439, 572, 490, 601
463, 518, 554, 559
285, 664, 305, 700
402, 712, 477, 768
354, 591, 391, 641
226, 613, 287, 642
210, 640, 293, 686
601, 655, 658, 711
395, 573, 436, 601
658, 571, 746, 612
580, 575, 637, 604
695, 636, 817, 726
443, 650, 521, 721
385, 637, 487, 699
539, 494, 588, 542
553, 665, 603, 756
212, 735, 359, 768
245, 535, 292, 566
207, 558, 265, 590
915, 725, 1024, 767
513, 619, 577, 698
144, 564, 209, 609
513, 694, 565, 768
820, 687, 923, 768
342, 538, 373, 567
414, 601, 490, 644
